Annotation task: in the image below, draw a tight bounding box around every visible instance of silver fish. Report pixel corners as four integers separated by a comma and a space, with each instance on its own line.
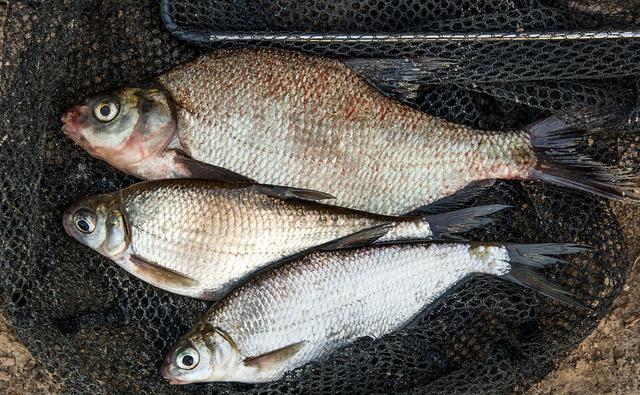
62, 179, 505, 299
161, 242, 586, 384
61, 49, 638, 216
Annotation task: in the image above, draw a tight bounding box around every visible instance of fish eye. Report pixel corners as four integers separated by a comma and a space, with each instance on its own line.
94, 98, 119, 123
175, 347, 199, 370
73, 208, 96, 234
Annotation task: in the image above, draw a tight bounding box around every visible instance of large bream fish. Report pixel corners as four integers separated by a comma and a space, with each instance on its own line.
62, 179, 504, 299
161, 242, 586, 384
61, 49, 638, 216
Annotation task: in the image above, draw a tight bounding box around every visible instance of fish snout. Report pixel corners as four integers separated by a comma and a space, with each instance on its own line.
61, 205, 75, 237
160, 356, 185, 385
61, 105, 88, 139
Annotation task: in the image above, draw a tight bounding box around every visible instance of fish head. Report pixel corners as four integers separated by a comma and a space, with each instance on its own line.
61, 85, 177, 176
63, 192, 130, 259
162, 325, 246, 384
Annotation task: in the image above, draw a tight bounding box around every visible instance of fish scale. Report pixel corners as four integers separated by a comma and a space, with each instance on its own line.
120, 181, 392, 296
158, 50, 531, 215
66, 179, 506, 300
194, 243, 513, 383
64, 49, 638, 211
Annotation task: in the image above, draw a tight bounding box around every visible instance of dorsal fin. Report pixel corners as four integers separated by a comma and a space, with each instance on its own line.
344, 57, 455, 103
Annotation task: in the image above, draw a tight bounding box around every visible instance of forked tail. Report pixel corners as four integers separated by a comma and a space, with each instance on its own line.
500, 243, 590, 308
528, 117, 639, 201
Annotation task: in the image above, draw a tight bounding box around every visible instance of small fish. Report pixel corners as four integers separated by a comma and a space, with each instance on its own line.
61, 49, 638, 215
62, 179, 505, 299
161, 242, 587, 384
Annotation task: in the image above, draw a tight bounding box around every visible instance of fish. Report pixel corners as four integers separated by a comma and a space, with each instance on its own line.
61, 49, 639, 216
161, 242, 587, 384
62, 179, 506, 300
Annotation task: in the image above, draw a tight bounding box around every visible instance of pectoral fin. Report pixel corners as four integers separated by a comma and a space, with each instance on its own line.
243, 341, 306, 370
172, 150, 256, 183
172, 150, 335, 201
129, 254, 199, 289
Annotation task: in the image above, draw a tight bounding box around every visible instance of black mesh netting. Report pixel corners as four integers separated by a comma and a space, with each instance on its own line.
162, 0, 640, 34
161, 0, 640, 131
0, 0, 639, 394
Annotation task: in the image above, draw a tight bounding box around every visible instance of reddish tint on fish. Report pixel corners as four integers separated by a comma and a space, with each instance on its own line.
62, 49, 638, 215
62, 87, 179, 179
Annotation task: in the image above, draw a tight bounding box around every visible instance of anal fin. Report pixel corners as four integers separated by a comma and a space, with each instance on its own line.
423, 204, 510, 239
406, 180, 497, 215
243, 341, 307, 370
319, 224, 393, 251
254, 184, 336, 201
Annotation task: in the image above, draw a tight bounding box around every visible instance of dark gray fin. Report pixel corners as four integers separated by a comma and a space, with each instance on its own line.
501, 243, 590, 308
406, 180, 497, 215
254, 184, 336, 201
173, 150, 335, 201
173, 150, 256, 183
528, 116, 640, 202
423, 204, 510, 239
319, 224, 394, 251
343, 57, 455, 103
129, 254, 199, 289
243, 341, 306, 370
504, 243, 590, 268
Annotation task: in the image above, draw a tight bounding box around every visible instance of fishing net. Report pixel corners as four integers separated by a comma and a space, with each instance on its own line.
0, 0, 637, 394
162, 0, 640, 131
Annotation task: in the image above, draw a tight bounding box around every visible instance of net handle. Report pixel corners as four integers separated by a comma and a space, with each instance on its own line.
196, 31, 640, 43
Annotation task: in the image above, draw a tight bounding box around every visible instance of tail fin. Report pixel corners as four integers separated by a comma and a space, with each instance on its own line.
501, 243, 590, 308
423, 204, 510, 239
528, 117, 639, 201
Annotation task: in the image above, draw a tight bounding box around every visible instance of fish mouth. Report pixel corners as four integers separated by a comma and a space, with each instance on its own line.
61, 105, 89, 145
160, 357, 186, 385
165, 378, 187, 385
61, 106, 79, 135
61, 205, 77, 238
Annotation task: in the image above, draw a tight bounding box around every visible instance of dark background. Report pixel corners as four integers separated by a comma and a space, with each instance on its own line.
1, 1, 639, 394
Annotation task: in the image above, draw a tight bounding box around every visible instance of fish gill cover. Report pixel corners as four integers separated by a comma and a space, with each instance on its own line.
0, 0, 639, 394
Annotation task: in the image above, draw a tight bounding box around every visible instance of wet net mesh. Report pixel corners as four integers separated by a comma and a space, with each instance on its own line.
0, 0, 638, 394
